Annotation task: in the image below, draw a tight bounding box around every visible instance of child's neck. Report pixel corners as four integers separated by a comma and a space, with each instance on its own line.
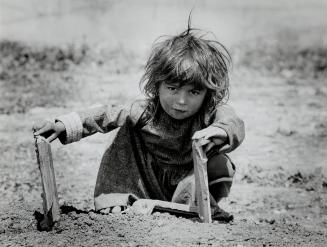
159, 107, 197, 124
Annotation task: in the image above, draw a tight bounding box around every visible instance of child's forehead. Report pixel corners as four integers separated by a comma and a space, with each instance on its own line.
164, 81, 205, 90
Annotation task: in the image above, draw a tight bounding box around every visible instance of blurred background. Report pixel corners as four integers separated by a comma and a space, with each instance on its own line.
2, 0, 327, 52
0, 0, 327, 245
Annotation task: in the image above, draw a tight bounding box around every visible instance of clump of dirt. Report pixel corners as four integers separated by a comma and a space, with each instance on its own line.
287, 170, 327, 192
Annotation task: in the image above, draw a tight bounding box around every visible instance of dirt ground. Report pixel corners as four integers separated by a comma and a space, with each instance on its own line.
1, 2, 327, 247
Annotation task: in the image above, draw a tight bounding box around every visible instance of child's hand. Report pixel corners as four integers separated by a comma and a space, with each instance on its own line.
192, 126, 227, 152
33, 121, 66, 142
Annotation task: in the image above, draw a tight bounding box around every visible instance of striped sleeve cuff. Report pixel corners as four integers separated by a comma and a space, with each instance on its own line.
55, 112, 83, 144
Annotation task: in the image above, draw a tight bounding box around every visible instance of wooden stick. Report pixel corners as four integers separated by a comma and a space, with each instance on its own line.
192, 140, 212, 223
35, 136, 60, 229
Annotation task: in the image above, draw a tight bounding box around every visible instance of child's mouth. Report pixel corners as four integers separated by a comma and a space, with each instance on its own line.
173, 108, 187, 113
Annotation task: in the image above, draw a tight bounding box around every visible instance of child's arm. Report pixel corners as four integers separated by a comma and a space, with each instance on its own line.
54, 101, 145, 144
193, 104, 245, 153
32, 105, 127, 144
210, 104, 245, 153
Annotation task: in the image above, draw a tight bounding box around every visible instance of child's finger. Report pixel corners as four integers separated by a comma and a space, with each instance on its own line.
205, 142, 215, 152
192, 129, 206, 140
47, 133, 58, 143
33, 124, 48, 135
192, 126, 223, 140
212, 138, 224, 146
204, 127, 228, 140
191, 133, 201, 140
33, 128, 45, 136
197, 138, 210, 146
32, 122, 47, 134
34, 122, 54, 136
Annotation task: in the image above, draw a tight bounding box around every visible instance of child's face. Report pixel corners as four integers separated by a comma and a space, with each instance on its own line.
158, 82, 207, 120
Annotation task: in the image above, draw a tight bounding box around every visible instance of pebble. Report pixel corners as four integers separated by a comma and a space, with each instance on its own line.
84, 220, 93, 226
120, 242, 138, 247
152, 212, 161, 217
273, 209, 287, 214
281, 69, 294, 79
277, 124, 296, 136
68, 211, 79, 220
56, 240, 67, 247
101, 208, 110, 215
111, 206, 122, 214
10, 223, 22, 230
88, 212, 97, 220
286, 204, 295, 210
268, 219, 276, 224
58, 198, 66, 206
157, 220, 165, 227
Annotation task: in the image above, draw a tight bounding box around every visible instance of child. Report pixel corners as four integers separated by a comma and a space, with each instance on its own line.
33, 28, 245, 222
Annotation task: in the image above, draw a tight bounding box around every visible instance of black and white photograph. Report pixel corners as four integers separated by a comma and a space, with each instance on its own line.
0, 0, 326, 246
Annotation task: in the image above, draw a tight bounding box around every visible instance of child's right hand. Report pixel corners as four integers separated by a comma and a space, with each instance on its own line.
33, 121, 66, 142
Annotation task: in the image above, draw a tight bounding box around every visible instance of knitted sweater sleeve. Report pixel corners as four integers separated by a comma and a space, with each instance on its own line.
55, 100, 145, 144
208, 104, 245, 153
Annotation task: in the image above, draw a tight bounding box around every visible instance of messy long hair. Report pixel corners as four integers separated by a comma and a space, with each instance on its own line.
140, 22, 231, 119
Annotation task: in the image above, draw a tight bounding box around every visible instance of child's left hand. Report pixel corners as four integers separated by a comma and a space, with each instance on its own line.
192, 126, 228, 152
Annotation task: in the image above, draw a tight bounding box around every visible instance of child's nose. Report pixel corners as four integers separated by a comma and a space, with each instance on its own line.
176, 91, 187, 104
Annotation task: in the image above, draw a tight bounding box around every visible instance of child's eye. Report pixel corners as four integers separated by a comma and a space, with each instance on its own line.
167, 86, 177, 91
190, 90, 200, 95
